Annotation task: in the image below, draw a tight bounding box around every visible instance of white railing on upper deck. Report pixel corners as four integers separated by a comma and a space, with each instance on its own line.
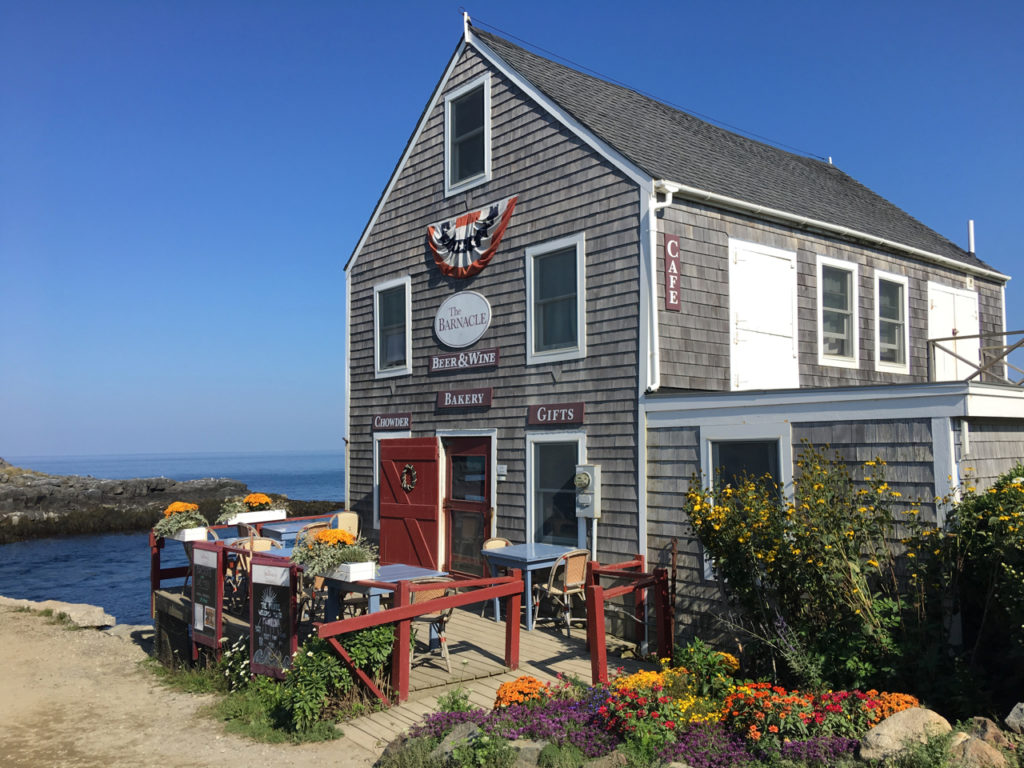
928, 330, 1024, 386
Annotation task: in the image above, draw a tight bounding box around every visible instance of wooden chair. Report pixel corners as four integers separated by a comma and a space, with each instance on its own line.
480, 537, 511, 617
410, 578, 456, 673
333, 511, 360, 538
294, 521, 330, 551
533, 549, 589, 636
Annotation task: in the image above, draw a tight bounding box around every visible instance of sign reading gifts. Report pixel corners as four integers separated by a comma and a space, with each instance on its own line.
527, 402, 585, 425
665, 234, 681, 311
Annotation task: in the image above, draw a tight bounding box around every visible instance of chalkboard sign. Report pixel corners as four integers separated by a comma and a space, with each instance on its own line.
191, 542, 223, 649
249, 555, 297, 679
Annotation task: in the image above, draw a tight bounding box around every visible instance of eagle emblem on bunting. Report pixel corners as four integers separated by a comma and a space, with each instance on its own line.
427, 196, 518, 279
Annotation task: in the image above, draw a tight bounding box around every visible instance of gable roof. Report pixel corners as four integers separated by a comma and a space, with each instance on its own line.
472, 27, 999, 277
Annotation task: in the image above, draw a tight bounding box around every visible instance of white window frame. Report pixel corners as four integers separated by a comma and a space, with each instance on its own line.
874, 270, 911, 374
816, 255, 860, 369
373, 276, 412, 379
372, 430, 410, 528
525, 232, 587, 365
525, 430, 586, 547
699, 422, 794, 580
444, 74, 492, 197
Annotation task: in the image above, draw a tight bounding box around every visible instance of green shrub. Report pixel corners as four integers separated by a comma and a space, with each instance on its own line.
451, 733, 515, 768
276, 637, 352, 732
437, 685, 473, 713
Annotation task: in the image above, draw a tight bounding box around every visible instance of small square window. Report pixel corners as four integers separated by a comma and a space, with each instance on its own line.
817, 256, 859, 368
373, 277, 412, 378
444, 75, 491, 196
526, 233, 586, 365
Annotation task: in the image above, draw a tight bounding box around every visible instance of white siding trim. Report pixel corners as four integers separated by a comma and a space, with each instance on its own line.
699, 422, 795, 500
525, 232, 587, 365
525, 430, 586, 546
640, 183, 659, 393
874, 269, 911, 375
373, 275, 413, 379
816, 254, 860, 369
344, 270, 352, 508
443, 73, 492, 197
372, 430, 411, 528
931, 416, 959, 527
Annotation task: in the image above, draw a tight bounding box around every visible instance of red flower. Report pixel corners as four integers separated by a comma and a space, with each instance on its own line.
651, 712, 660, 718
665, 721, 675, 729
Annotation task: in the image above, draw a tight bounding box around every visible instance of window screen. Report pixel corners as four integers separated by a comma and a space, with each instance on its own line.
821, 265, 853, 358
378, 285, 406, 370
450, 86, 485, 185
533, 442, 578, 546
533, 247, 578, 352
878, 279, 906, 365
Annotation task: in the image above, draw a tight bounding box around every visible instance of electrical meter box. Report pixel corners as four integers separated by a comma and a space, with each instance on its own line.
573, 464, 602, 519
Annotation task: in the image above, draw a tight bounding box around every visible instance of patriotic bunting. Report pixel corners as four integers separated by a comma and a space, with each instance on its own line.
427, 196, 518, 279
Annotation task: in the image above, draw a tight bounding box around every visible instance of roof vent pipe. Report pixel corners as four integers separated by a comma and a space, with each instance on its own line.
968, 219, 975, 256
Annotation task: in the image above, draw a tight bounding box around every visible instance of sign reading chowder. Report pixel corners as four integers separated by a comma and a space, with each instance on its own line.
434, 291, 492, 348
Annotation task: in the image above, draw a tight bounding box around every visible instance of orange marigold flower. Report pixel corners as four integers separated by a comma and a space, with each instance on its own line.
314, 528, 356, 547
243, 492, 273, 509
163, 501, 199, 517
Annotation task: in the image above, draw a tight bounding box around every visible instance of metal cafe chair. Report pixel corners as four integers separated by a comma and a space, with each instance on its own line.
480, 537, 511, 617
533, 548, 589, 637
410, 577, 456, 673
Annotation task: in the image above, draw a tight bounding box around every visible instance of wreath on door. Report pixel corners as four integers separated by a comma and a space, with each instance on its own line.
400, 463, 418, 493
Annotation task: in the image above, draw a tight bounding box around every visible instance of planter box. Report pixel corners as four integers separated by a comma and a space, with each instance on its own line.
223, 509, 288, 525
328, 561, 377, 582
169, 526, 208, 542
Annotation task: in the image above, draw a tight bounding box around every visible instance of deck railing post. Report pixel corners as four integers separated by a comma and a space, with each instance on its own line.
149, 531, 162, 617
653, 567, 672, 659
505, 568, 521, 670
390, 579, 411, 702
635, 554, 647, 650
586, 583, 607, 684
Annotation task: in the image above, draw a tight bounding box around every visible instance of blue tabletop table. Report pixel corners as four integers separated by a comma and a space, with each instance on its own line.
482, 542, 575, 631
322, 563, 447, 619
261, 515, 337, 547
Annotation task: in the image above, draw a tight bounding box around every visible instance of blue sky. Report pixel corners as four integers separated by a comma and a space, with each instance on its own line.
2, 1, 1022, 457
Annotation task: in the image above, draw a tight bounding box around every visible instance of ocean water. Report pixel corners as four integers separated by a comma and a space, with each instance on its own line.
6, 449, 345, 501
0, 450, 346, 625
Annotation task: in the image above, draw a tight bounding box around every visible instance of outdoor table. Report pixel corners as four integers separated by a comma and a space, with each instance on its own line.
260, 514, 337, 547
322, 563, 446, 618
482, 542, 575, 631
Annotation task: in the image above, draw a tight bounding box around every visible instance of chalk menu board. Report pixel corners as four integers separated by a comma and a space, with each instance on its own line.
249, 556, 296, 679
191, 543, 223, 648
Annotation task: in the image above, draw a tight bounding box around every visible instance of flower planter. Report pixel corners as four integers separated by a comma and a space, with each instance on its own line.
169, 526, 209, 542
224, 508, 288, 525
328, 561, 377, 582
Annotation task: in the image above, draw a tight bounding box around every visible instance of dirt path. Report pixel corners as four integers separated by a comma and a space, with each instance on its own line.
0, 604, 380, 768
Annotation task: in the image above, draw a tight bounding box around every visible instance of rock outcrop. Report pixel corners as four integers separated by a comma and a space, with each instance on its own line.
0, 457, 248, 543
858, 707, 952, 762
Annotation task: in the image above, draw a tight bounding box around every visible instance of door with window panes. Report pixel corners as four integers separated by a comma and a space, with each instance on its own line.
443, 437, 491, 576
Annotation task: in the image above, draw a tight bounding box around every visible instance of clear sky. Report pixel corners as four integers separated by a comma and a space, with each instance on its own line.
2, 1, 1022, 456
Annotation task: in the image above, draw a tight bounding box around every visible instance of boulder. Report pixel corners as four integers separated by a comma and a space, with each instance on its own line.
1007, 703, 1024, 735
509, 738, 548, 767
950, 734, 1009, 768
968, 717, 1013, 751
583, 751, 629, 768
0, 596, 115, 627
858, 707, 952, 762
428, 721, 480, 764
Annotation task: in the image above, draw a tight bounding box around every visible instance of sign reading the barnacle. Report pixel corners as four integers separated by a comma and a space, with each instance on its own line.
528, 402, 585, 425
430, 347, 499, 372
437, 387, 493, 409
427, 196, 518, 279
434, 291, 492, 348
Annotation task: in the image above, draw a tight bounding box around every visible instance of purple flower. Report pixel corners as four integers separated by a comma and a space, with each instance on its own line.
659, 723, 752, 768
780, 735, 859, 764
408, 709, 487, 740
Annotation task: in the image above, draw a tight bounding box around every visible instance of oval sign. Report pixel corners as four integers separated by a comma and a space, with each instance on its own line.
434, 291, 492, 349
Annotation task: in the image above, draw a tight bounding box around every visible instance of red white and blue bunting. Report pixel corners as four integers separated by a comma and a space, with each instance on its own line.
427, 196, 518, 279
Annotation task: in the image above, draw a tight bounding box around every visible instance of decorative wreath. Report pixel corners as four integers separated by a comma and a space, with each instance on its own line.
400, 463, 418, 493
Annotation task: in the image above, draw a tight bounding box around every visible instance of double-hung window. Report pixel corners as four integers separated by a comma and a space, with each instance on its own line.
373, 276, 412, 378
444, 75, 491, 196
526, 431, 585, 547
525, 233, 586, 364
817, 256, 859, 368
875, 270, 910, 373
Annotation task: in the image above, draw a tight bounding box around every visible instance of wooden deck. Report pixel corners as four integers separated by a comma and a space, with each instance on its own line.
331, 606, 656, 763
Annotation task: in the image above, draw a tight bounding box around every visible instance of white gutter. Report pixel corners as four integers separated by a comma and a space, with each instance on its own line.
656, 180, 1009, 282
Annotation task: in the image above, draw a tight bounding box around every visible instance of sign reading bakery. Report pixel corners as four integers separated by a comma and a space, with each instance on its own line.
437, 388, 493, 409
434, 291, 492, 348
527, 402, 585, 425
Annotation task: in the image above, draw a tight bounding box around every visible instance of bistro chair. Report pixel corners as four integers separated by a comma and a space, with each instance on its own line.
332, 511, 361, 539
533, 549, 589, 637
410, 577, 456, 673
294, 521, 330, 551
479, 537, 511, 617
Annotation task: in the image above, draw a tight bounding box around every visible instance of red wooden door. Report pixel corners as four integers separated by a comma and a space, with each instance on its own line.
444, 436, 491, 576
379, 437, 440, 568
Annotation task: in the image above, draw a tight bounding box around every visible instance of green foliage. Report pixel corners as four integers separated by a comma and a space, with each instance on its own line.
374, 736, 445, 768
215, 497, 248, 524
450, 733, 516, 768
289, 534, 378, 577
883, 730, 952, 768
277, 637, 352, 732
216, 636, 251, 692
152, 508, 208, 538
537, 742, 586, 768
344, 624, 396, 680
671, 638, 738, 702
684, 443, 912, 689
437, 686, 473, 713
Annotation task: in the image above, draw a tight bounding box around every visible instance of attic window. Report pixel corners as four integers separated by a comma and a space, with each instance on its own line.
444, 75, 491, 196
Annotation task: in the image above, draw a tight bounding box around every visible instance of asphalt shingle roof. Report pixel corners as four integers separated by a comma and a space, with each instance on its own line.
473, 28, 997, 275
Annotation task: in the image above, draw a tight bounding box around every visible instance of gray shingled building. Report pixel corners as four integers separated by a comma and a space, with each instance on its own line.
344, 20, 1024, 635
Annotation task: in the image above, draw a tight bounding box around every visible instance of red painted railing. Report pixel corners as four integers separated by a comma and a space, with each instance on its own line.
585, 556, 671, 684
316, 570, 524, 703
